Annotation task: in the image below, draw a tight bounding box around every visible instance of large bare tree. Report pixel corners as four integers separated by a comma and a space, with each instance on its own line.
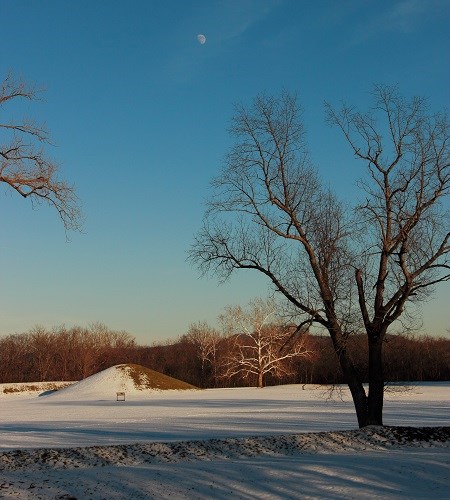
0, 73, 81, 231
190, 88, 449, 427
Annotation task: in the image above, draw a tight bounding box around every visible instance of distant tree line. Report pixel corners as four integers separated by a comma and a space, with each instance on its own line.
0, 323, 136, 383
0, 321, 449, 386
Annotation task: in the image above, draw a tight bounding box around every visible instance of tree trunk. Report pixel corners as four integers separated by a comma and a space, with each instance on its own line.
339, 354, 369, 428
258, 370, 264, 388
328, 338, 368, 427
367, 338, 384, 425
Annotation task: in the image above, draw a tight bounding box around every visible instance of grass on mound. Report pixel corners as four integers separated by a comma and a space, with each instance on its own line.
116, 364, 197, 390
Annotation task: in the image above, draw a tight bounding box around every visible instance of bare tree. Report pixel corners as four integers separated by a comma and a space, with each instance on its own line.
27, 325, 56, 381
218, 298, 312, 388
180, 321, 221, 385
190, 88, 449, 426
52, 325, 79, 381
0, 73, 81, 231
326, 86, 449, 425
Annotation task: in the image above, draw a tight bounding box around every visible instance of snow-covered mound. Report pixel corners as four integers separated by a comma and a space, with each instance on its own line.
43, 364, 196, 400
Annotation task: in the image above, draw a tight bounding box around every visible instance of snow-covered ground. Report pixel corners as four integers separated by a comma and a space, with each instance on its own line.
0, 367, 448, 498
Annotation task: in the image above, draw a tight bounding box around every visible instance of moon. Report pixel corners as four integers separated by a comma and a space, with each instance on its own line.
197, 34, 206, 45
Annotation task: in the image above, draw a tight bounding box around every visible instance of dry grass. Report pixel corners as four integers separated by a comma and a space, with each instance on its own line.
2, 382, 73, 394
117, 364, 198, 390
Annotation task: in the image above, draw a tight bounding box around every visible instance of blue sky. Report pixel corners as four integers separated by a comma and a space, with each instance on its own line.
0, 0, 449, 343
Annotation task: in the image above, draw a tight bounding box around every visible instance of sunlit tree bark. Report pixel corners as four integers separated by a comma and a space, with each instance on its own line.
218, 298, 312, 388
0, 73, 81, 231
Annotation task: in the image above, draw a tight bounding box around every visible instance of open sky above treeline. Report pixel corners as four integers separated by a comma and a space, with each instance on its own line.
0, 0, 449, 343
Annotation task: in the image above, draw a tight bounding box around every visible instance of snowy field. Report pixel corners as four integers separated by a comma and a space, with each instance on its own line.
0, 367, 449, 498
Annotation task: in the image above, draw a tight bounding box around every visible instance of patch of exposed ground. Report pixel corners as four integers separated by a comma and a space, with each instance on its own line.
0, 427, 448, 472
116, 364, 197, 390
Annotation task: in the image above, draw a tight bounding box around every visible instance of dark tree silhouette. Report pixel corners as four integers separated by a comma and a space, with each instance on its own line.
190, 88, 449, 427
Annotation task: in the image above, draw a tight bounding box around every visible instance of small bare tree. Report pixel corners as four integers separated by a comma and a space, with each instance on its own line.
218, 298, 311, 388
0, 73, 81, 231
180, 321, 221, 385
27, 325, 55, 381
190, 88, 449, 426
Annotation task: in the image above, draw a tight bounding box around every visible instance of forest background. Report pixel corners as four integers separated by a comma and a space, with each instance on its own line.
1, 321, 448, 387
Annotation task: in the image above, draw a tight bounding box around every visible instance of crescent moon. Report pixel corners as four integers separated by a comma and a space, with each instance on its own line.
197, 34, 206, 45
